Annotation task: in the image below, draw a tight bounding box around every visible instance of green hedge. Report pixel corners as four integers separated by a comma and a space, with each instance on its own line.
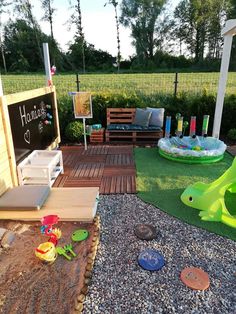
57, 92, 236, 141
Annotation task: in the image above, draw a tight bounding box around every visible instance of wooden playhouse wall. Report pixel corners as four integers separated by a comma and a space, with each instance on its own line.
0, 86, 60, 195
0, 104, 14, 195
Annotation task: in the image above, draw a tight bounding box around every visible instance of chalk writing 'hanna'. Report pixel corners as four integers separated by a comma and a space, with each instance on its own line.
19, 102, 47, 128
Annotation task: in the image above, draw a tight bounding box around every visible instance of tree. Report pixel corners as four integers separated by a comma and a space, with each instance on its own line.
174, 0, 211, 62
0, 0, 11, 73
41, 0, 56, 40
14, 0, 43, 63
67, 37, 114, 72
3, 19, 66, 72
227, 0, 236, 69
120, 0, 167, 66
68, 0, 86, 73
104, 1, 121, 73
173, 0, 190, 56
174, 0, 229, 63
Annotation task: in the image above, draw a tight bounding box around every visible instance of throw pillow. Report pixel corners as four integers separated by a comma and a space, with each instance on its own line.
146, 107, 165, 127
132, 108, 152, 127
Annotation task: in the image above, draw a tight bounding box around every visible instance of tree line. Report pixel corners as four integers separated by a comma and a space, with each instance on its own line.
0, 0, 235, 73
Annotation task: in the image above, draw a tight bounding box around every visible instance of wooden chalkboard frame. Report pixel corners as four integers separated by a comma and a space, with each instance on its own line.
0, 86, 60, 186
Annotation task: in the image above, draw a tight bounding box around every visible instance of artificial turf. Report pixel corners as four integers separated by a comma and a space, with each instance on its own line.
135, 148, 236, 241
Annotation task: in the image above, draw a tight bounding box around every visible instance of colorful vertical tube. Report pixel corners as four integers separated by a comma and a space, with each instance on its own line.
202, 115, 209, 136
176, 116, 183, 137
165, 116, 171, 138
189, 116, 196, 137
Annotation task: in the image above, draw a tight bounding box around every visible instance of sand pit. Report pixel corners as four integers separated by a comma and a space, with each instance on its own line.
0, 217, 100, 314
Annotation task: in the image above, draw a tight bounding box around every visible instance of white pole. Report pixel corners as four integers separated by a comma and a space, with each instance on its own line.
83, 118, 87, 150
212, 34, 233, 138
43, 43, 52, 86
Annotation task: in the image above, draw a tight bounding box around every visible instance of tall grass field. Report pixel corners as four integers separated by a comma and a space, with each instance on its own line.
2, 72, 236, 97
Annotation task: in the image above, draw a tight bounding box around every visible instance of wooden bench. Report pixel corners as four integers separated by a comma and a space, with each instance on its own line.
105, 108, 163, 143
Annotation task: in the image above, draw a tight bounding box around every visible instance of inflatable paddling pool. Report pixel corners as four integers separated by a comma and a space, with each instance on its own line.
158, 136, 227, 164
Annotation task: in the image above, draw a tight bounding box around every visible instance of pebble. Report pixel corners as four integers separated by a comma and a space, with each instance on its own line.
83, 194, 236, 314
1, 230, 15, 248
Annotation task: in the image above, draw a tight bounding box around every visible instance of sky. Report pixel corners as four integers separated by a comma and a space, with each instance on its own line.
32, 0, 180, 59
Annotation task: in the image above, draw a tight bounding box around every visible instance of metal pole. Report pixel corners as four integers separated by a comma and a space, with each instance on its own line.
83, 118, 87, 150
76, 73, 80, 92
174, 72, 178, 97
76, 74, 87, 150
43, 43, 52, 86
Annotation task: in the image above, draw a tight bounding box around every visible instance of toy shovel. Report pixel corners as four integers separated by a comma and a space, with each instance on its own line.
56, 247, 71, 261
64, 244, 77, 257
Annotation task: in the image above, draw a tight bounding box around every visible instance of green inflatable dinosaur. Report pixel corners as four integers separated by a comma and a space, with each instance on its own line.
181, 157, 236, 228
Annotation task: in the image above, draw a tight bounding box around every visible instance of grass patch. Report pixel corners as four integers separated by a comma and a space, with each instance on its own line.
1, 72, 236, 96
135, 148, 236, 241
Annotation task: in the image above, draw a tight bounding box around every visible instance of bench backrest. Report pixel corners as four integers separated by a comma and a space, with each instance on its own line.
107, 108, 135, 125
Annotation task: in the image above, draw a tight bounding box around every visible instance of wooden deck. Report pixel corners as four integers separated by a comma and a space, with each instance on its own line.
53, 145, 136, 194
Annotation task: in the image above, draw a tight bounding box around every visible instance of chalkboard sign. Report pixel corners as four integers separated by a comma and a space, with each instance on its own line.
8, 93, 57, 163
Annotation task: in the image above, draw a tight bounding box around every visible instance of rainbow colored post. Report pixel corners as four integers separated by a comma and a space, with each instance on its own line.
176, 116, 183, 137
189, 116, 196, 137
202, 115, 209, 137
165, 116, 171, 138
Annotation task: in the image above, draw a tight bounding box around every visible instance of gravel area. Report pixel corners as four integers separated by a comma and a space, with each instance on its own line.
83, 194, 236, 314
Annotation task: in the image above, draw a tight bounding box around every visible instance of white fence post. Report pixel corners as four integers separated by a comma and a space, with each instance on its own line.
43, 43, 52, 86
212, 20, 236, 138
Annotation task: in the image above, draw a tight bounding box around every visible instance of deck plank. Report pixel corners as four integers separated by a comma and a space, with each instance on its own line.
54, 145, 136, 194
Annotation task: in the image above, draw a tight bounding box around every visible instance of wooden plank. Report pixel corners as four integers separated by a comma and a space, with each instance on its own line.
63, 178, 101, 187
107, 108, 135, 125
108, 146, 134, 154
103, 166, 135, 176
105, 154, 134, 166
53, 175, 68, 187
0, 96, 17, 186
0, 187, 99, 221
5, 87, 53, 105
115, 176, 121, 193
109, 118, 133, 123
131, 175, 136, 193
110, 176, 116, 194
81, 145, 109, 155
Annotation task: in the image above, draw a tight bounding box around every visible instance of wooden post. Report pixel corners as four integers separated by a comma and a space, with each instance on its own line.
43, 43, 52, 86
212, 20, 236, 138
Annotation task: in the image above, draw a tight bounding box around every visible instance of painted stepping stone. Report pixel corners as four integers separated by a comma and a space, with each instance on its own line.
180, 267, 210, 290
134, 224, 157, 240
138, 249, 165, 271
71, 229, 89, 242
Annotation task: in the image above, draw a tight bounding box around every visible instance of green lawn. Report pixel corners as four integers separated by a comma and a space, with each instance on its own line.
1, 72, 236, 97
135, 148, 236, 241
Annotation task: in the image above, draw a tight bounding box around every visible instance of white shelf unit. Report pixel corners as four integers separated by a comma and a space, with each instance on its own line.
17, 150, 64, 187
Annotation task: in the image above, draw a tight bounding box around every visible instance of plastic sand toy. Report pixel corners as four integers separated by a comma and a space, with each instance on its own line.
35, 215, 61, 263
71, 229, 89, 242
138, 249, 165, 271
35, 242, 57, 263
